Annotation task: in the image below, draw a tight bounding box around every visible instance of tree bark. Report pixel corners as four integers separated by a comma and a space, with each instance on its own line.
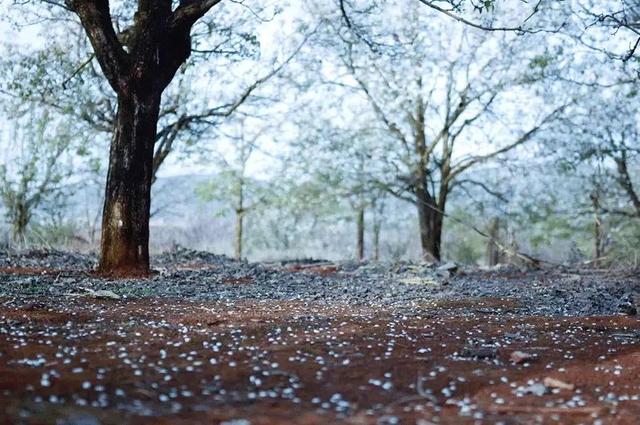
65, 1, 218, 277
507, 229, 520, 266
430, 205, 444, 261
356, 206, 365, 261
411, 89, 443, 262
371, 198, 384, 262
614, 153, 640, 216
486, 217, 501, 267
97, 92, 160, 276
235, 210, 244, 260
590, 192, 603, 266
415, 187, 442, 262
373, 220, 381, 262
12, 202, 29, 245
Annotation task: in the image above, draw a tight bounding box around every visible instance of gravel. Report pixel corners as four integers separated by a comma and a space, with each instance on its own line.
1, 246, 639, 317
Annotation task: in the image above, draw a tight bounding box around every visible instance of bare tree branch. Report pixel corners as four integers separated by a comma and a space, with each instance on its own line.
448, 103, 570, 184
64, 0, 129, 91
614, 149, 640, 216
170, 0, 224, 30
415, 0, 554, 34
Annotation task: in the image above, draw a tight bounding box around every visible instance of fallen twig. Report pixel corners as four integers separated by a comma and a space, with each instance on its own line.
489, 405, 603, 415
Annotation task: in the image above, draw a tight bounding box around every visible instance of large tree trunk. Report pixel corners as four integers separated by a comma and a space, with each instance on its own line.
415, 188, 442, 262
12, 202, 29, 245
356, 206, 365, 261
66, 0, 212, 278
430, 207, 444, 261
97, 92, 161, 277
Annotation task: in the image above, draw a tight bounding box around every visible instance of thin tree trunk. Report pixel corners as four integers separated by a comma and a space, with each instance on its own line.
416, 190, 431, 261
356, 206, 365, 261
97, 92, 160, 277
486, 217, 501, 267
235, 210, 244, 260
373, 221, 381, 262
507, 229, 519, 266
372, 198, 385, 262
591, 192, 603, 266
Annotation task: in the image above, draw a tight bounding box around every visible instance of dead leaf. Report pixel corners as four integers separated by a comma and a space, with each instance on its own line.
399, 277, 438, 285
543, 377, 574, 391
510, 350, 534, 364
82, 288, 121, 300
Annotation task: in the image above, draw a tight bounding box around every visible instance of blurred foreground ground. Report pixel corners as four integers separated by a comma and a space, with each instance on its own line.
1, 249, 639, 424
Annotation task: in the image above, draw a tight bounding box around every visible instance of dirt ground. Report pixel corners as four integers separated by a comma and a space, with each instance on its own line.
1, 251, 640, 424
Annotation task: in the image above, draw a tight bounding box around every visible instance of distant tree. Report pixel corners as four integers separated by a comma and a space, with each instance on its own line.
370, 195, 386, 261
196, 119, 273, 260
332, 3, 566, 261
504, 84, 640, 265
261, 175, 349, 257
289, 124, 387, 261
558, 91, 640, 219
0, 109, 73, 244
485, 216, 502, 266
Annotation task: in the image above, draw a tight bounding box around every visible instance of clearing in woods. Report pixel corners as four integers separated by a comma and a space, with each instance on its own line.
1, 248, 639, 424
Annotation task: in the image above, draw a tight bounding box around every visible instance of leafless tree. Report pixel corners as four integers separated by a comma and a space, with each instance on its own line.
335, 7, 567, 260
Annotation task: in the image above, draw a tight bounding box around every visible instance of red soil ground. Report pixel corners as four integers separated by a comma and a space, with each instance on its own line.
1, 295, 639, 424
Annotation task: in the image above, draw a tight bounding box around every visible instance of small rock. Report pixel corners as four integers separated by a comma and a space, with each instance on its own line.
510, 351, 534, 364
82, 289, 121, 300
57, 412, 101, 425
522, 383, 548, 396
617, 294, 637, 316
24, 301, 48, 311
459, 345, 497, 360
437, 262, 458, 273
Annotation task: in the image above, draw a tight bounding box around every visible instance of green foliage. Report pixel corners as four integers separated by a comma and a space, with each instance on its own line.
0, 104, 76, 242
442, 211, 485, 264
196, 170, 245, 214
30, 220, 81, 247
480, 0, 495, 12
606, 219, 640, 268
529, 54, 552, 70
527, 214, 585, 250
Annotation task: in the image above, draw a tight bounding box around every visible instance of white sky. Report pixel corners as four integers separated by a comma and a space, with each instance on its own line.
0, 1, 633, 183
0, 2, 301, 180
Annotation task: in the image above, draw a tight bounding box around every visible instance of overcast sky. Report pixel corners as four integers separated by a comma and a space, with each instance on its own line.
0, 1, 632, 182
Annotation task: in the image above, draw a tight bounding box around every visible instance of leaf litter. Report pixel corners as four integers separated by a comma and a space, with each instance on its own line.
0, 247, 639, 424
